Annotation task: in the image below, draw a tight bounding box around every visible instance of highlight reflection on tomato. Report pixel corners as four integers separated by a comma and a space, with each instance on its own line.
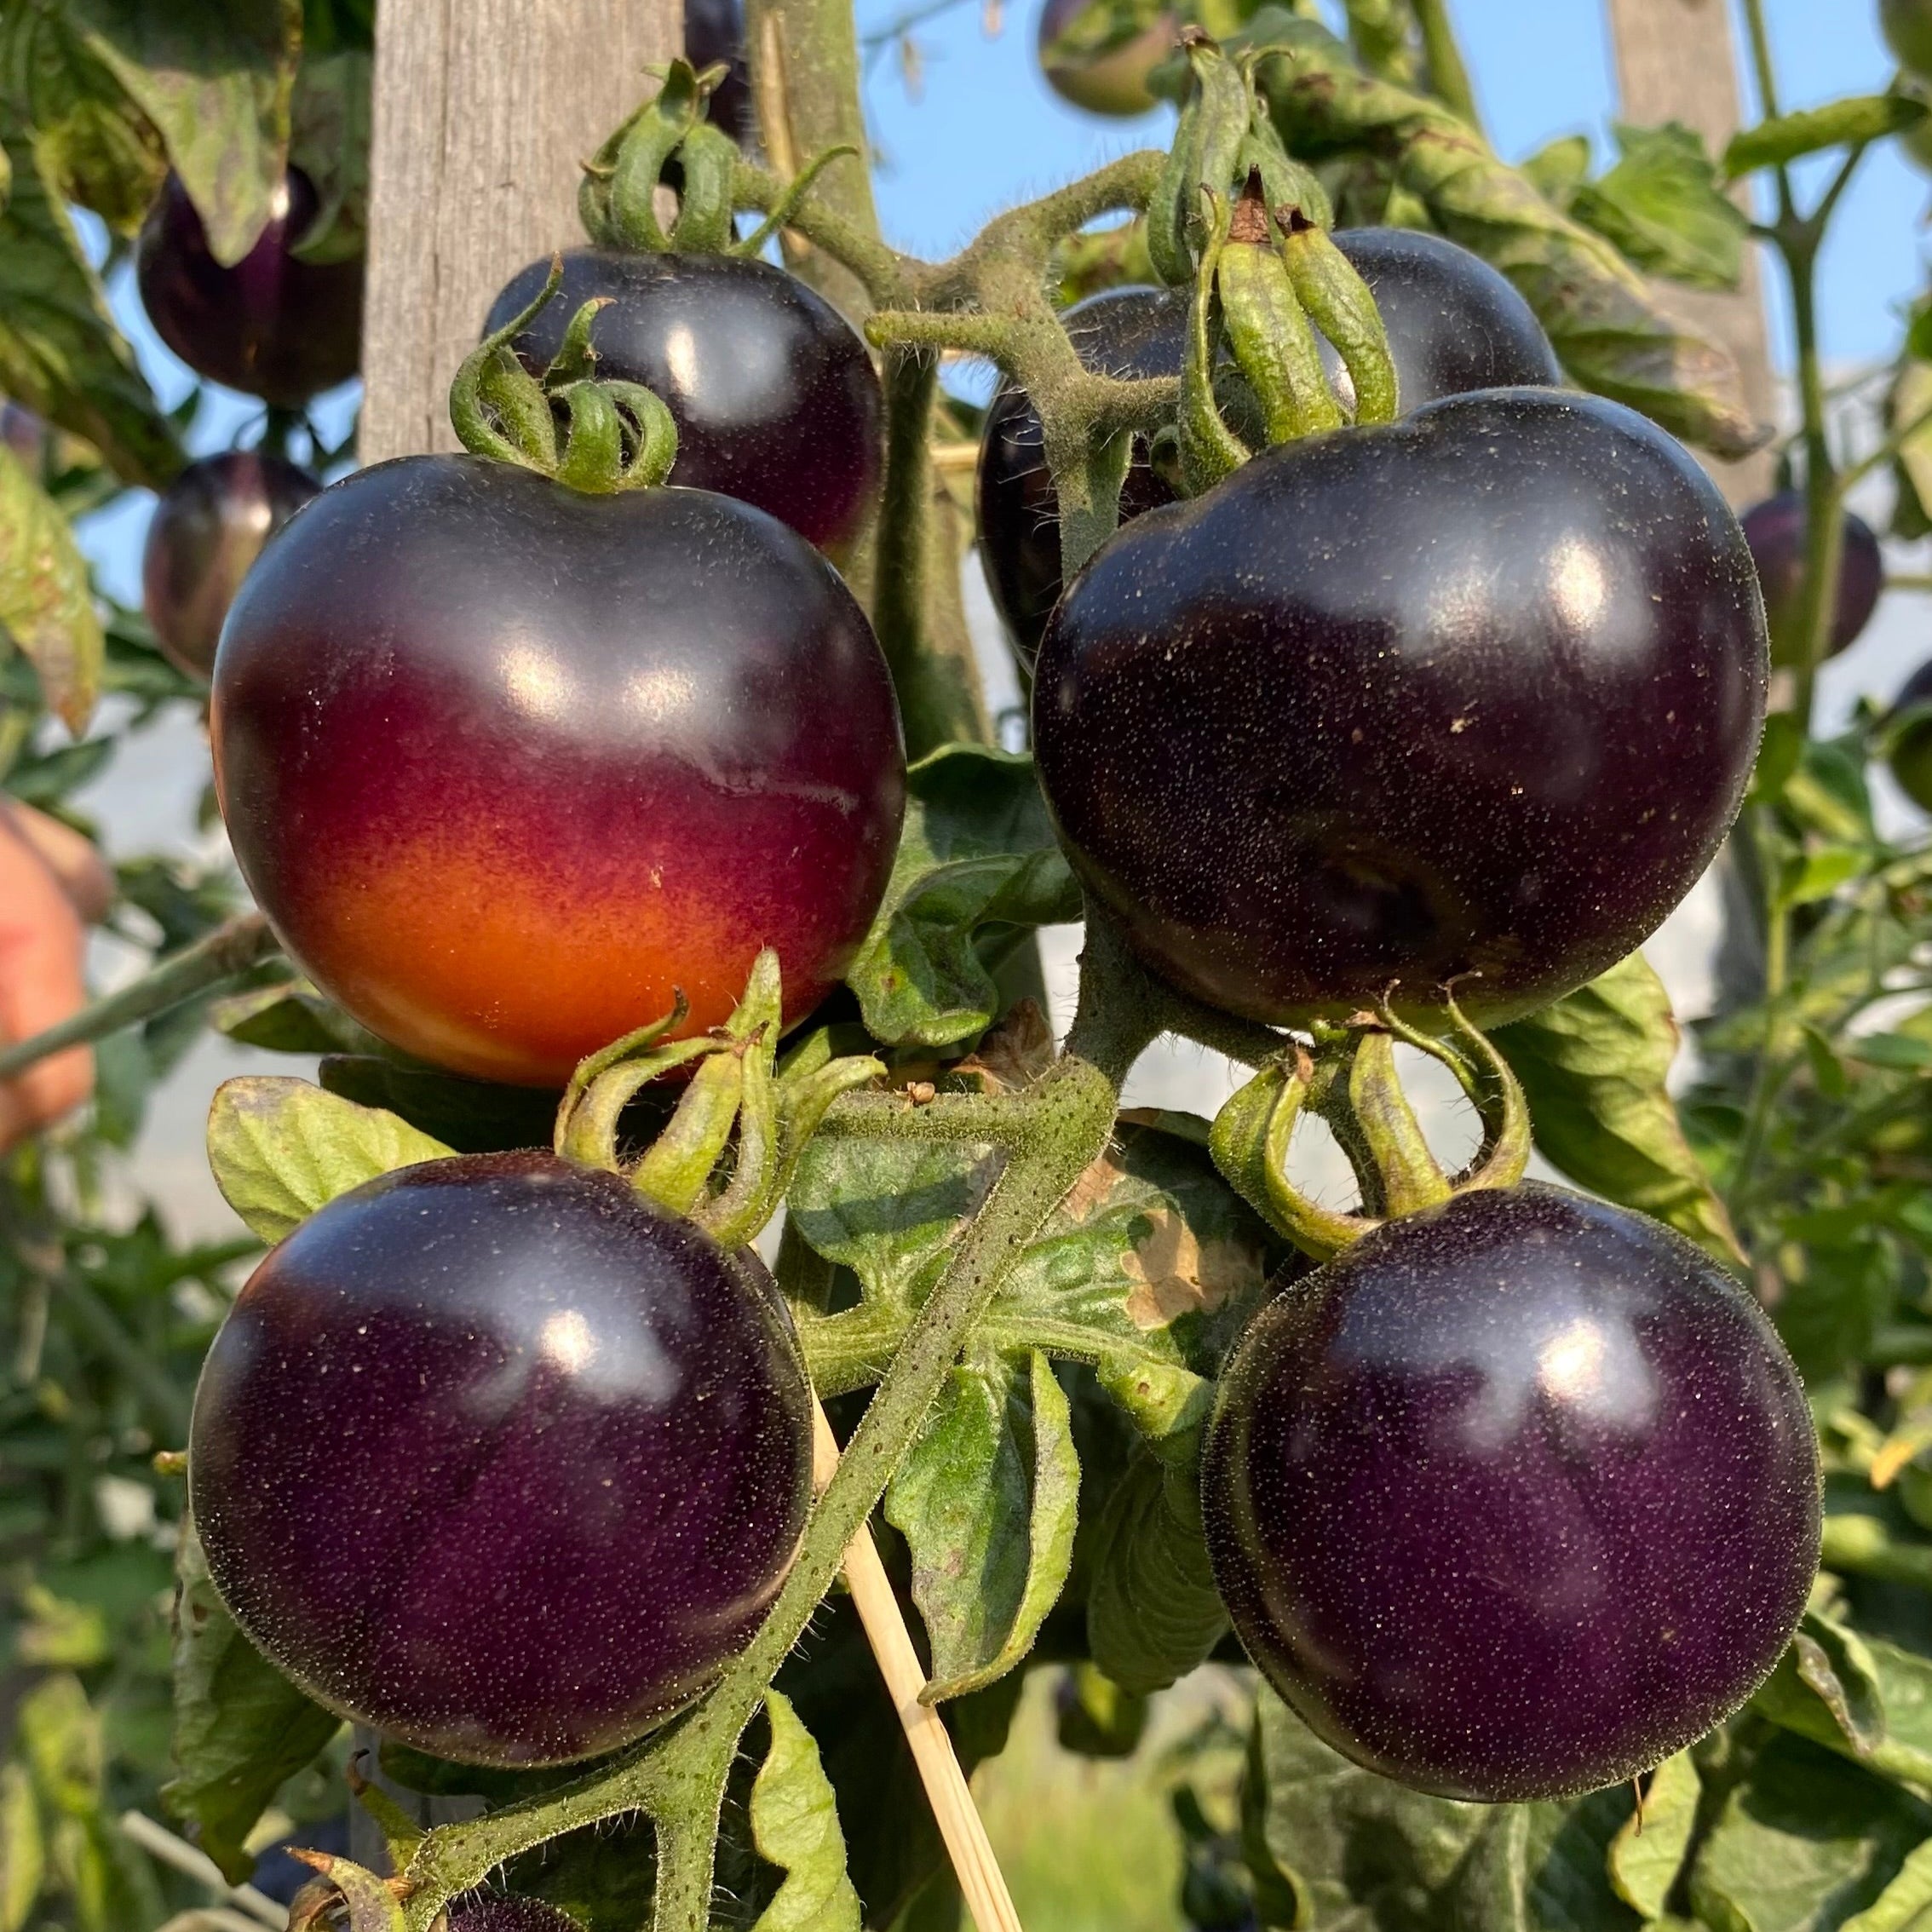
211, 458, 906, 1085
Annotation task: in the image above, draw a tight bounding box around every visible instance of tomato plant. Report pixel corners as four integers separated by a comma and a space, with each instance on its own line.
6, 3, 1932, 1930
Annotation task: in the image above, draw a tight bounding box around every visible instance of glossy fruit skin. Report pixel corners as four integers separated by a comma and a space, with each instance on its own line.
1033, 388, 1767, 1028
1740, 490, 1884, 667
685, 0, 755, 144
978, 232, 1561, 665
136, 170, 362, 406
446, 1896, 584, 1930
1889, 658, 1932, 812
1202, 1183, 1820, 1803
1884, 0, 1932, 81
141, 451, 319, 680
484, 252, 882, 555
189, 1152, 814, 1767
211, 457, 905, 1085
1037, 0, 1175, 116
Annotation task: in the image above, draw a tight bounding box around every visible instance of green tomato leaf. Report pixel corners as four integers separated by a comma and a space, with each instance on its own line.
749, 1691, 862, 1932
1246, 1687, 1636, 1929
1084, 1421, 1228, 1695
208, 980, 383, 1056
61, 0, 302, 267
0, 442, 101, 732
1688, 1734, 1932, 1932
288, 49, 371, 263
1724, 94, 1926, 180
1520, 132, 1591, 210
1607, 1750, 1699, 1919
1754, 1608, 1932, 1792
1570, 122, 1747, 291
161, 1520, 339, 1883
845, 745, 1081, 1049
1055, 1662, 1148, 1759
885, 1347, 1080, 1699
1840, 1836, 1932, 1932
1492, 951, 1744, 1268
0, 1762, 41, 1932
0, 3, 165, 230
0, 115, 181, 486
205, 1074, 455, 1243
1246, 13, 1767, 457
15, 1674, 98, 1822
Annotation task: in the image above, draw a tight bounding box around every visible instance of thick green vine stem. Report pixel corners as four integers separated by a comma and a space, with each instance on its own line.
388, 918, 1156, 1932
1210, 989, 1532, 1260
449, 261, 680, 492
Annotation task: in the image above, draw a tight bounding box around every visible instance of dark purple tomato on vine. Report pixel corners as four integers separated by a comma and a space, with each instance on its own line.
1036, 0, 1176, 116
685, 0, 755, 145
1889, 658, 1932, 812
446, 1895, 584, 1930
483, 252, 882, 555
1200, 1183, 1820, 1803
136, 170, 363, 407
978, 231, 1561, 665
1739, 490, 1884, 668
141, 451, 319, 681
210, 457, 905, 1086
189, 1152, 814, 1767
1032, 388, 1767, 1028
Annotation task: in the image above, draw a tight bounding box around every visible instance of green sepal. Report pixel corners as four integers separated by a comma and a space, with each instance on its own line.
1216, 179, 1343, 443
604, 60, 705, 250
1178, 190, 1252, 494
630, 1049, 748, 1216
286, 1851, 406, 1932
670, 120, 741, 254
1279, 216, 1398, 423
1149, 32, 1250, 284
731, 144, 861, 260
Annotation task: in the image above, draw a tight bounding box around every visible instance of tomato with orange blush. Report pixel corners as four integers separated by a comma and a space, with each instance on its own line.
210, 457, 905, 1085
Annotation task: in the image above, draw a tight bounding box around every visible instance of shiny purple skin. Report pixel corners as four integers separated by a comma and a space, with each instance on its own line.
978, 233, 1561, 666
1032, 388, 1768, 1028
685, 0, 755, 144
484, 252, 882, 555
1740, 490, 1885, 667
1201, 1184, 1820, 1803
136, 170, 362, 406
188, 1153, 814, 1767
446, 1897, 584, 1931
141, 451, 320, 681
210, 456, 906, 1086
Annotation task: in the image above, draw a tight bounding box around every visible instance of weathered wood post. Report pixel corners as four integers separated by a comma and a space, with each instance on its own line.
1604, 0, 1778, 504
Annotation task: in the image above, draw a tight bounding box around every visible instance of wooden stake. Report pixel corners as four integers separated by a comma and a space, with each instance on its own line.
811, 1400, 1025, 1932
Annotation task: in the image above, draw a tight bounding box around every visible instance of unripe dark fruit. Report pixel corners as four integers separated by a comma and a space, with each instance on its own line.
1888, 658, 1932, 812
1739, 490, 1884, 667
1202, 1184, 1820, 1802
190, 1153, 814, 1766
136, 170, 362, 406
141, 451, 319, 681
1036, 0, 1176, 117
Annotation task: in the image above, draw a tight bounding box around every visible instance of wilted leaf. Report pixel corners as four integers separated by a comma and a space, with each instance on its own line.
1248, 14, 1767, 457
62, 0, 302, 266
749, 1692, 862, 1932
1084, 1423, 1228, 1695
1607, 1750, 1699, 1918
1493, 951, 1743, 1268
0, 116, 180, 485
205, 1074, 454, 1243
846, 745, 1081, 1049
1689, 1734, 1932, 1932
1570, 122, 1746, 291
1246, 1687, 1636, 1929
0, 441, 101, 730
1755, 1608, 1932, 1792
886, 1347, 1079, 1699
1725, 95, 1926, 179
161, 1520, 338, 1883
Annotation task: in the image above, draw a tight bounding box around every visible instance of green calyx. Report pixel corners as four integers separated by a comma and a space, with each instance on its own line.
551, 949, 883, 1252
578, 60, 858, 262
1159, 33, 1398, 492
449, 258, 681, 492
1210, 987, 1531, 1260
